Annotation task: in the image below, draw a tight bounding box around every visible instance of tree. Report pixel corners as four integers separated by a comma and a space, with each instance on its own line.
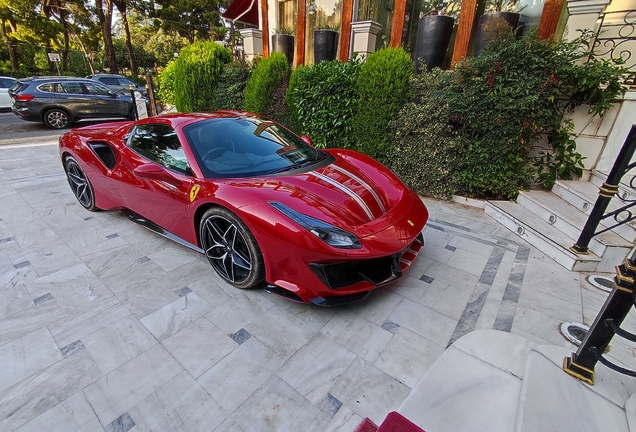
113, 0, 137, 75
95, 0, 118, 73
150, 0, 225, 44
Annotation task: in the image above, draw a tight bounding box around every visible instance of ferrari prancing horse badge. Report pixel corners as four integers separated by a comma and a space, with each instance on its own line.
190, 185, 201, 202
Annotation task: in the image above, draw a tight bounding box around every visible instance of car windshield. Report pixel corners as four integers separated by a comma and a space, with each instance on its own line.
183, 117, 326, 178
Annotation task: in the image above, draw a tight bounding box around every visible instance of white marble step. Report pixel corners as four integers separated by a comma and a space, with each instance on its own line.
552, 180, 636, 243
516, 190, 632, 257
515, 344, 634, 432
398, 331, 537, 432
485, 201, 602, 272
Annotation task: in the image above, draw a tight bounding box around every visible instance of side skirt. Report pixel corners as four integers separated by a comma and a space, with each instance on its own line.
120, 209, 203, 254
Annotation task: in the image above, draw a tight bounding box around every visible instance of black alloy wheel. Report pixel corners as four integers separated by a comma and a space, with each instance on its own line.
200, 207, 264, 289
43, 109, 70, 129
65, 157, 99, 211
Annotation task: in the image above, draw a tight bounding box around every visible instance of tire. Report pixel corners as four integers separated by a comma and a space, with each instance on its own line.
65, 156, 100, 211
200, 207, 265, 289
43, 108, 71, 129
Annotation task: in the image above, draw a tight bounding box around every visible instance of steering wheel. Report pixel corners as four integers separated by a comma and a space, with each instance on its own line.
201, 147, 228, 161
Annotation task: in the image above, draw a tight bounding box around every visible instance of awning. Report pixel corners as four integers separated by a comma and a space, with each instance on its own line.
223, 0, 259, 27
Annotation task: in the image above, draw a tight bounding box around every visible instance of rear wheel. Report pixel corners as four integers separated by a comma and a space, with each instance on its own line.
43, 108, 70, 129
65, 156, 100, 211
200, 207, 264, 289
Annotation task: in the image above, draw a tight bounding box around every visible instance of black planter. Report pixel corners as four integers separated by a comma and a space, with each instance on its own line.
314, 29, 339, 63
272, 34, 295, 66
474, 12, 520, 57
414, 15, 455, 73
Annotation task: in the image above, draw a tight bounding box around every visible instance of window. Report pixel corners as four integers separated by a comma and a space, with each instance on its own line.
59, 82, 85, 94
118, 78, 138, 88
85, 82, 113, 95
0, 78, 16, 88
128, 124, 191, 175
98, 77, 120, 86
37, 83, 56, 93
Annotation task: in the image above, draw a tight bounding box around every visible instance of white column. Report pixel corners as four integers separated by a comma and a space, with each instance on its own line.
350, 21, 382, 59
239, 28, 263, 61
563, 0, 611, 41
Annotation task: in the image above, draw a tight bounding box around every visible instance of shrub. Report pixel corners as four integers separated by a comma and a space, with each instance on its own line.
353, 48, 414, 161
244, 53, 290, 115
172, 42, 232, 112
438, 30, 631, 197
157, 60, 177, 106
211, 61, 252, 111
389, 69, 466, 199
286, 58, 362, 148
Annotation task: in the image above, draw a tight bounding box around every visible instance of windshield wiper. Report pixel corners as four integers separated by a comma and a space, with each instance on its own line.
268, 159, 316, 174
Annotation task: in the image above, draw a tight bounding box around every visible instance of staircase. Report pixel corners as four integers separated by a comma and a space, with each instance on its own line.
396, 329, 636, 432
485, 170, 636, 273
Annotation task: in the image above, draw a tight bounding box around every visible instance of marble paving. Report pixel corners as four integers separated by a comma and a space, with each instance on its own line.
0, 141, 623, 431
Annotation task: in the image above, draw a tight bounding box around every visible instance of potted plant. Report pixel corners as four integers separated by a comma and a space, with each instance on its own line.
272, 26, 295, 66
314, 24, 339, 63
414, 0, 459, 72
474, 0, 526, 56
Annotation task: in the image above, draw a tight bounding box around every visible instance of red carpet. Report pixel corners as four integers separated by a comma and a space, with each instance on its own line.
355, 412, 425, 432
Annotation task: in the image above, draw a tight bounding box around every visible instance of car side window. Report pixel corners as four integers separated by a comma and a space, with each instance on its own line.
0, 78, 15, 88
59, 82, 85, 94
128, 124, 191, 176
37, 83, 56, 92
85, 82, 112, 96
99, 77, 119, 86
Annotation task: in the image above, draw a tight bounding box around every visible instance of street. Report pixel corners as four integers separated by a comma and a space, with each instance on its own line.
0, 111, 63, 146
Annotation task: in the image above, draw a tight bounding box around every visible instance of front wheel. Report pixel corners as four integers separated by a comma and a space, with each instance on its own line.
43, 109, 70, 129
200, 207, 265, 289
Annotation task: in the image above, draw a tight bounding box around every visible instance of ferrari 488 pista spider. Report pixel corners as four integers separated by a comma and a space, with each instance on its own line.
59, 112, 428, 305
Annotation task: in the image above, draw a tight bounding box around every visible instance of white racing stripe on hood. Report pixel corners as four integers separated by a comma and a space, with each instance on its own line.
309, 170, 376, 221
330, 164, 386, 214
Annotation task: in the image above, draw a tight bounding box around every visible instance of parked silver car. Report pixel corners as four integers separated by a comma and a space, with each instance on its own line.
86, 73, 148, 98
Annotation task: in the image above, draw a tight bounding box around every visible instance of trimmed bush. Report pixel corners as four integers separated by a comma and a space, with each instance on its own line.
353, 48, 414, 161
157, 60, 177, 106
389, 70, 466, 200
244, 53, 290, 115
286, 59, 361, 148
211, 61, 252, 111
172, 42, 232, 112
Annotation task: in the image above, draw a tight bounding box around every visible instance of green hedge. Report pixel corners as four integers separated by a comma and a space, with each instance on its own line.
211, 61, 252, 111
353, 48, 414, 161
286, 59, 361, 148
389, 70, 466, 200
172, 42, 232, 112
157, 60, 177, 106
244, 53, 290, 115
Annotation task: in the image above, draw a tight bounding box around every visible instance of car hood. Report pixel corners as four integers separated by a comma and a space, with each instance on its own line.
223, 150, 413, 235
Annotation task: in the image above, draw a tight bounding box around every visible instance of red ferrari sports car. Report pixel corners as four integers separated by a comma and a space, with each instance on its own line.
59, 112, 428, 305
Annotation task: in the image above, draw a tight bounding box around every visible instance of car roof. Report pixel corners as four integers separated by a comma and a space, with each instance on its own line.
19, 76, 96, 82
87, 74, 128, 79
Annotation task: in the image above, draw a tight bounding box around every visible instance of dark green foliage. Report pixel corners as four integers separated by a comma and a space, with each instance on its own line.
437, 31, 631, 198
353, 48, 414, 161
211, 61, 252, 111
265, 78, 295, 130
389, 70, 466, 199
244, 53, 290, 115
172, 42, 232, 112
388, 31, 631, 199
286, 59, 361, 148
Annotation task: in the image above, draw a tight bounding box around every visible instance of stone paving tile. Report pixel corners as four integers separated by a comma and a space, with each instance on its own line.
0, 142, 608, 431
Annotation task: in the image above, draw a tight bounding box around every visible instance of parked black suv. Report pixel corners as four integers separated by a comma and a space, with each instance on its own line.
9, 76, 137, 129
86, 74, 148, 98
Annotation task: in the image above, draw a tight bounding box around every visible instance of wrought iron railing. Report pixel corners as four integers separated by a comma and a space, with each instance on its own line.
571, 125, 636, 255
563, 249, 636, 384
589, 10, 636, 72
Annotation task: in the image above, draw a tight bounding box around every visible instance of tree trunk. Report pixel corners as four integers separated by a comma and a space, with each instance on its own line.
1, 21, 19, 71
113, 0, 138, 76
96, 0, 118, 73
61, 13, 70, 72
45, 42, 56, 73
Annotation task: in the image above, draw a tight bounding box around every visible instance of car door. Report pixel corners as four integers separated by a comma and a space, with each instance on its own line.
84, 81, 129, 117
112, 123, 195, 243
55, 81, 95, 118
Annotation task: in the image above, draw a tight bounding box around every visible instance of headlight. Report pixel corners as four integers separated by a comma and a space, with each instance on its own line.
269, 202, 362, 249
